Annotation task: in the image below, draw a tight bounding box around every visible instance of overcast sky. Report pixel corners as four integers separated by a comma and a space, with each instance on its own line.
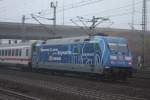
0, 0, 149, 30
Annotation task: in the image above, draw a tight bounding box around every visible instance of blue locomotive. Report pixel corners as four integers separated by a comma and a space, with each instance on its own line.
32, 35, 133, 80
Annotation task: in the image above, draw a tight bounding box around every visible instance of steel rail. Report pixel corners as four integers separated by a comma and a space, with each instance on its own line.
0, 88, 41, 100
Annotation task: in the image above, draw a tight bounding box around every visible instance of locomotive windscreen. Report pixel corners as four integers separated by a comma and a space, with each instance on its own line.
108, 43, 128, 53
106, 37, 129, 53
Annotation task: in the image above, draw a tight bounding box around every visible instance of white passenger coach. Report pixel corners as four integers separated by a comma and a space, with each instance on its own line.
0, 42, 33, 67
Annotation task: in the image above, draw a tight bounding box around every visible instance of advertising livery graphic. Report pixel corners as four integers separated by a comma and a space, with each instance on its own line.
39, 43, 102, 65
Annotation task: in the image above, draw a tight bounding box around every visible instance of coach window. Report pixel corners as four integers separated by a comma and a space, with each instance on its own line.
4, 50, 6, 56
12, 49, 15, 56
2, 50, 4, 56
26, 49, 29, 56
5, 49, 8, 56
1, 50, 2, 56
2, 50, 3, 56
7, 50, 9, 56
8, 50, 10, 56
15, 49, 18, 56
16, 49, 17, 56
15, 49, 16, 56
8, 49, 11, 56
0, 50, 1, 56
14, 49, 16, 56
19, 49, 22, 56
7, 49, 9, 56
17, 49, 19, 56
5, 50, 7, 56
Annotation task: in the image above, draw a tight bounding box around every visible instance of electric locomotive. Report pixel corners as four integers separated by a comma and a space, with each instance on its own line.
32, 35, 133, 80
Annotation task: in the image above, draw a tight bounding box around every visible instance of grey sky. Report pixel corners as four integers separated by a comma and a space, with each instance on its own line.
0, 0, 149, 30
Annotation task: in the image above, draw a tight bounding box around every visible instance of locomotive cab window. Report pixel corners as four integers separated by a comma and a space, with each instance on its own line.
108, 43, 128, 53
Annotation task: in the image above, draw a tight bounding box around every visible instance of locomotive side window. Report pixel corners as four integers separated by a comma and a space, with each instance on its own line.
74, 39, 80, 42
0, 50, 1, 56
84, 38, 90, 41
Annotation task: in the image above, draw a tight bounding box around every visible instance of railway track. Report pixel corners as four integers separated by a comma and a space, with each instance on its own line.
133, 71, 150, 79
1, 68, 149, 90
0, 73, 148, 100
0, 87, 40, 100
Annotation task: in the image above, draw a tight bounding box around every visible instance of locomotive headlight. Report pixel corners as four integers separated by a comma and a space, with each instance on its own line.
110, 56, 117, 60
128, 61, 132, 65
105, 66, 110, 69
125, 56, 132, 61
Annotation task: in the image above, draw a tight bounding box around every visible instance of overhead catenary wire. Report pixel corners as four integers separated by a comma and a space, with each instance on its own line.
70, 16, 110, 36
57, 0, 104, 12
17, 0, 104, 24
63, 1, 142, 21
31, 14, 55, 35
0, 0, 142, 22
40, 0, 142, 17
70, 19, 90, 34
38, 0, 104, 16
63, 0, 143, 27
64, 11, 141, 27
0, 0, 147, 31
